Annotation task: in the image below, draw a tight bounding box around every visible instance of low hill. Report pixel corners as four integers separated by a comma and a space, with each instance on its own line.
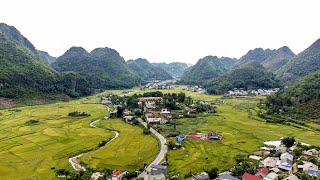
0, 33, 91, 100
205, 62, 281, 94
53, 47, 141, 89
265, 71, 320, 119
234, 47, 295, 71
127, 59, 172, 81
178, 56, 228, 85
151, 62, 189, 78
276, 38, 320, 84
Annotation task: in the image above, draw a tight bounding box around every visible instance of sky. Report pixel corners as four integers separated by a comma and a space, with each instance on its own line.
1, 0, 320, 64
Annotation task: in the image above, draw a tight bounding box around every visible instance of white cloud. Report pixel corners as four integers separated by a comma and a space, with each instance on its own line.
1, 0, 319, 64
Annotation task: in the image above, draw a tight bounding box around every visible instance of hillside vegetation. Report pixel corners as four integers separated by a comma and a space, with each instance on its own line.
276, 38, 320, 84
265, 71, 320, 119
127, 58, 172, 81
179, 56, 229, 85
37, 50, 57, 64
0, 33, 91, 100
205, 62, 281, 94
53, 47, 142, 89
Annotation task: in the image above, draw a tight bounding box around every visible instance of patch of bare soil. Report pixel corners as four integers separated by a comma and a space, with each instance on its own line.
0, 97, 17, 108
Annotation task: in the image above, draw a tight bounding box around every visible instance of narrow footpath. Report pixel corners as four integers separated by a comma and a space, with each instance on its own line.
68, 105, 118, 180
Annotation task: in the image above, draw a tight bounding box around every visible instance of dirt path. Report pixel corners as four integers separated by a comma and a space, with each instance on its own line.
68, 106, 118, 179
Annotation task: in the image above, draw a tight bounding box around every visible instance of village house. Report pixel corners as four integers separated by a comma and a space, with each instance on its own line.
278, 157, 293, 174
123, 115, 134, 123
111, 170, 126, 180
283, 175, 300, 180
262, 157, 279, 168
256, 167, 268, 178
304, 169, 320, 177
192, 172, 209, 180
100, 98, 112, 105
302, 148, 319, 156
263, 172, 278, 180
123, 109, 131, 116
145, 101, 156, 110
160, 108, 171, 117
138, 97, 162, 102
242, 172, 262, 180
146, 117, 167, 124
150, 164, 168, 179
218, 172, 239, 180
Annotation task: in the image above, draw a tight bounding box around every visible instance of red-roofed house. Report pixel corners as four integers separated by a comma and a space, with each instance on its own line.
111, 170, 125, 180
256, 167, 269, 178
242, 173, 262, 180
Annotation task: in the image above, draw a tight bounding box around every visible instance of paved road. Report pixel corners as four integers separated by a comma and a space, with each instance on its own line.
137, 118, 168, 179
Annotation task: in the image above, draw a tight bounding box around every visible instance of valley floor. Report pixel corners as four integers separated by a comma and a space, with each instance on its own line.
0, 86, 319, 179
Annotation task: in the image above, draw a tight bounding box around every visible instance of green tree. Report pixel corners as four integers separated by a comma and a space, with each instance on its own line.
206, 167, 219, 180
281, 137, 295, 148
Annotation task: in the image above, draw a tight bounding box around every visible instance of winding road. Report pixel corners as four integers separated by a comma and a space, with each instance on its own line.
137, 118, 168, 179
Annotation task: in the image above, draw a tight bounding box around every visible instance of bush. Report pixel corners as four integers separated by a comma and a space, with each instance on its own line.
25, 119, 39, 125
68, 111, 90, 117
143, 129, 151, 135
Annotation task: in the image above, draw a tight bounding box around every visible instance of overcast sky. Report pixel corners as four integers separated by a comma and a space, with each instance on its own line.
1, 0, 320, 64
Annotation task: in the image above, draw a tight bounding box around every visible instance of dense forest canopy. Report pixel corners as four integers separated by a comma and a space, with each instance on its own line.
53, 47, 142, 89
265, 71, 320, 118
178, 56, 229, 85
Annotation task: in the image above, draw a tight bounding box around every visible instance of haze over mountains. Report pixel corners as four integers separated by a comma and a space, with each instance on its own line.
0, 22, 320, 104
127, 59, 172, 81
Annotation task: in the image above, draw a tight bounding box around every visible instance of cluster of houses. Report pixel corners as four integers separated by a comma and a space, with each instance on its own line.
144, 80, 176, 90
190, 140, 320, 180
184, 86, 207, 94
122, 97, 172, 125
226, 88, 280, 97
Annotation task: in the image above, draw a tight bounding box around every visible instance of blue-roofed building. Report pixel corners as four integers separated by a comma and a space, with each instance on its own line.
176, 136, 186, 142
278, 158, 293, 173
304, 169, 320, 177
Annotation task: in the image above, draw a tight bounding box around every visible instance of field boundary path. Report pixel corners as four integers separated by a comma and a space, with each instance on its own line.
137, 118, 168, 179
68, 105, 119, 179
68, 119, 119, 171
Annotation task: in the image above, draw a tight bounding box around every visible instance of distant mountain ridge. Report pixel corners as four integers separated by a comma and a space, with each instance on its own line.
234, 46, 295, 71
127, 58, 172, 81
53, 47, 142, 89
151, 62, 189, 78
